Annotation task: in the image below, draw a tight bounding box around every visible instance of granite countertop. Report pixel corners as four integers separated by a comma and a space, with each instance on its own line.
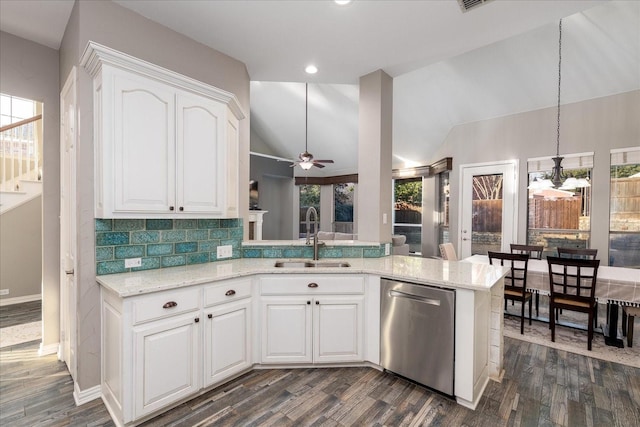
97, 255, 509, 298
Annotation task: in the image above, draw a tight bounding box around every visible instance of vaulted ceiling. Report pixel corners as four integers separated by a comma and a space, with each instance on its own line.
1, 1, 638, 175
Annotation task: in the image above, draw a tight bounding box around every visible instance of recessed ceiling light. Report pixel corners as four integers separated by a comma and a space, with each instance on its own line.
335, 0, 352, 5
305, 65, 318, 74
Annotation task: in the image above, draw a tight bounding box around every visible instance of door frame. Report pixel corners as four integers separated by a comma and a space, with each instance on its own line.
458, 160, 519, 259
59, 67, 77, 379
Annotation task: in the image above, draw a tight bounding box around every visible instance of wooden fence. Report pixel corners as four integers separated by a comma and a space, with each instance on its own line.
472, 199, 502, 232
528, 197, 581, 230
611, 177, 640, 213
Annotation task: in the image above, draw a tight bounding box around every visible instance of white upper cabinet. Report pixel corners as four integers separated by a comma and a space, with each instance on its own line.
81, 41, 245, 218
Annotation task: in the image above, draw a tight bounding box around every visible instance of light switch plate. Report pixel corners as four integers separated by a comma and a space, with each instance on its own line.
217, 245, 233, 259
384, 243, 391, 256
125, 258, 142, 268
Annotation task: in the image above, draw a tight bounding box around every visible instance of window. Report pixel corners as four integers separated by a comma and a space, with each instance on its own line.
333, 182, 354, 233
437, 172, 450, 246
393, 177, 422, 254
610, 148, 640, 268
299, 184, 320, 238
527, 154, 593, 257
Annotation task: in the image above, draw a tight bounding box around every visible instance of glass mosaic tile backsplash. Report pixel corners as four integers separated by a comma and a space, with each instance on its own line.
95, 218, 242, 275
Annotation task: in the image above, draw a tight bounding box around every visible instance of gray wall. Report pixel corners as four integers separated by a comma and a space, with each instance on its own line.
59, 0, 250, 392
0, 197, 42, 300
0, 31, 60, 345
250, 154, 294, 240
424, 90, 640, 260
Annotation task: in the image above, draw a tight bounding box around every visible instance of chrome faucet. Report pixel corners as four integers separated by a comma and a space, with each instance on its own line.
305, 206, 323, 260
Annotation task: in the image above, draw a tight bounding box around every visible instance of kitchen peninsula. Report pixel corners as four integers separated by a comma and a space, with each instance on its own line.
97, 255, 508, 426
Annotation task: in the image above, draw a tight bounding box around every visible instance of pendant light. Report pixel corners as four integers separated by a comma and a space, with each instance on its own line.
550, 19, 565, 188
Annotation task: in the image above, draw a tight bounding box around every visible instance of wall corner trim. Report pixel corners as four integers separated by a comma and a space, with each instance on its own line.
73, 382, 102, 406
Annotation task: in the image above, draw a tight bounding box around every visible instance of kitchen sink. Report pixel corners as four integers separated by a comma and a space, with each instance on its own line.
274, 260, 351, 268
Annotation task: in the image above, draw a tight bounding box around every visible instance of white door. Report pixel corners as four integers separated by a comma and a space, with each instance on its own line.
203, 299, 251, 387
459, 160, 518, 259
60, 68, 77, 377
313, 296, 364, 363
176, 92, 226, 214
261, 297, 312, 363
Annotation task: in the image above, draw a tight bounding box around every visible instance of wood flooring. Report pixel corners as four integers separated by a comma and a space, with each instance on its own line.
1, 302, 639, 427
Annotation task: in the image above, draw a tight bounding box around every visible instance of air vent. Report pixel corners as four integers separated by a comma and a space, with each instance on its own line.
457, 0, 492, 13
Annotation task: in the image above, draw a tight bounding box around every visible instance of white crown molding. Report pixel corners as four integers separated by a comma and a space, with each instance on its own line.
80, 41, 246, 120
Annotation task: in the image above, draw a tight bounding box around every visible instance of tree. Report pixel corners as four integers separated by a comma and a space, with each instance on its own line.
473, 175, 503, 200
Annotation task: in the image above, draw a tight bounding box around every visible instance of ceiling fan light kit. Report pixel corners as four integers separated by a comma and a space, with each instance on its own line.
289, 83, 334, 170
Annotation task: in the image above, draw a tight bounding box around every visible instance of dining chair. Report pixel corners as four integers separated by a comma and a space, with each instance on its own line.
547, 256, 600, 350
439, 243, 457, 260
510, 244, 543, 260
557, 247, 598, 260
488, 251, 532, 335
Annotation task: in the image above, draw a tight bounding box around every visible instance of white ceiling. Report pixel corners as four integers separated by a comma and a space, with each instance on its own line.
1, 0, 638, 175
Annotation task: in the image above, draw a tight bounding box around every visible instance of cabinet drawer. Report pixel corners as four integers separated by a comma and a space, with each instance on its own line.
203, 278, 252, 307
132, 288, 199, 325
260, 275, 364, 295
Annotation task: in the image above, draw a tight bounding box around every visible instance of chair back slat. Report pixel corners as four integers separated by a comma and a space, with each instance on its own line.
488, 251, 529, 295
547, 256, 599, 301
510, 244, 543, 260
557, 247, 598, 260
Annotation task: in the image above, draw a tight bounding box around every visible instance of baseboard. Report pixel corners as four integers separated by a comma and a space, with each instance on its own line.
74, 382, 102, 406
38, 342, 59, 356
0, 293, 41, 306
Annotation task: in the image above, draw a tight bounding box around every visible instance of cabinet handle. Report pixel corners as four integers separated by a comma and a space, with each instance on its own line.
195, 317, 200, 323
308, 283, 318, 288
208, 314, 213, 319
169, 206, 175, 211
307, 301, 311, 305
163, 301, 178, 309
179, 206, 184, 211
225, 290, 236, 296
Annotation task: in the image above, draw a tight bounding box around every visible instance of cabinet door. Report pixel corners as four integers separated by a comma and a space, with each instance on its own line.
314, 296, 364, 363
176, 92, 226, 214
113, 71, 175, 213
134, 313, 200, 418
203, 299, 251, 387
261, 297, 312, 363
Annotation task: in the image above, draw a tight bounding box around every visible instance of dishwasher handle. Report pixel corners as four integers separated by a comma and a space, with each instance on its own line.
389, 289, 441, 306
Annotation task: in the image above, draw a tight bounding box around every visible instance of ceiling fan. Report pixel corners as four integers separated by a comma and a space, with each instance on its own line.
288, 83, 334, 170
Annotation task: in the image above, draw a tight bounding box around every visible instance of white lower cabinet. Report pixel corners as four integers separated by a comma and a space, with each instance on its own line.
203, 298, 252, 387
100, 277, 252, 426
133, 313, 200, 418
260, 275, 365, 364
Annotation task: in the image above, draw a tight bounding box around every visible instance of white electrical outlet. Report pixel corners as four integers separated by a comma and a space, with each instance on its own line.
384, 243, 391, 256
0, 289, 9, 296
217, 245, 233, 259
125, 258, 142, 268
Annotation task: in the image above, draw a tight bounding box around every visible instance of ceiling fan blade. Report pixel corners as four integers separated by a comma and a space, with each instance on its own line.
313, 159, 334, 164
312, 162, 326, 168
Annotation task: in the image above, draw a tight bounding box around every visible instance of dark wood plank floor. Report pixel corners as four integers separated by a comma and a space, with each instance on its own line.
0, 300, 41, 328
1, 302, 639, 426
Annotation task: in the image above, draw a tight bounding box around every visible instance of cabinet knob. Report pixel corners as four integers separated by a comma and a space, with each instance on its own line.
225, 290, 236, 296
194, 317, 200, 323
308, 283, 318, 288
307, 301, 311, 305
179, 206, 184, 211
316, 301, 319, 305
169, 206, 175, 211
208, 313, 213, 319
163, 301, 178, 309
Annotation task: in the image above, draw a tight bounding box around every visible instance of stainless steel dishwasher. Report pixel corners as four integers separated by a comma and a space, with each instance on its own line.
380, 278, 455, 396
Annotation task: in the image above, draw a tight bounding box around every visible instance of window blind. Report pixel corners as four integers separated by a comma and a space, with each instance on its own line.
527, 152, 594, 173
611, 147, 640, 166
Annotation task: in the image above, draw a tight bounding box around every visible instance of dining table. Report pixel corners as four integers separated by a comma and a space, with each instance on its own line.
464, 254, 640, 346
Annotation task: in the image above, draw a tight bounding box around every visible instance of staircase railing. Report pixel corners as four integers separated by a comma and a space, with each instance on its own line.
0, 114, 42, 192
